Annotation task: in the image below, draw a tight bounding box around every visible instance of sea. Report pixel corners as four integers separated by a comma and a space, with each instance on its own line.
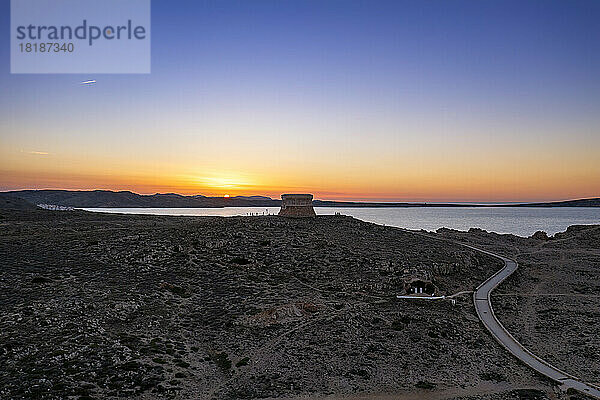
82, 207, 600, 237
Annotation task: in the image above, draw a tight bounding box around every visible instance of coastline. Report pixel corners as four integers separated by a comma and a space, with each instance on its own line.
77, 206, 600, 238
2, 190, 599, 210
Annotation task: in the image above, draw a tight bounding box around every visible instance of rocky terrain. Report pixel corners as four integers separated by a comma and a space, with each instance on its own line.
0, 210, 589, 399
438, 226, 600, 389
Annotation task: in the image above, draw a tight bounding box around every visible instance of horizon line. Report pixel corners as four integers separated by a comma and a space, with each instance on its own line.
1, 187, 598, 205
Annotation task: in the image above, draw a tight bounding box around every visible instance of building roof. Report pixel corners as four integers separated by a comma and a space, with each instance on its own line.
281, 193, 313, 199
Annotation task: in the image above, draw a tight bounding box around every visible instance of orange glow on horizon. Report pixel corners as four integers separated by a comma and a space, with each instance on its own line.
1, 138, 599, 203
1, 168, 598, 203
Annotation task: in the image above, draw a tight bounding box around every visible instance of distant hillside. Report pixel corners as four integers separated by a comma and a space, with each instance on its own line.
313, 200, 470, 207
2, 190, 279, 208
231, 195, 273, 201
0, 194, 38, 210
314, 198, 600, 208
514, 198, 600, 207
2, 190, 599, 208
312, 199, 600, 208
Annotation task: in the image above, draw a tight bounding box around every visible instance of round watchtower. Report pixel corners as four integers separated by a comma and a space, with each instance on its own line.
278, 194, 316, 217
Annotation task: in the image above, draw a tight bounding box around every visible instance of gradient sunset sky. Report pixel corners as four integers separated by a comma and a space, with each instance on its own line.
1, 0, 599, 202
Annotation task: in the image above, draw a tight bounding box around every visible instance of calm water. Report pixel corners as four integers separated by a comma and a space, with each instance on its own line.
83, 207, 600, 237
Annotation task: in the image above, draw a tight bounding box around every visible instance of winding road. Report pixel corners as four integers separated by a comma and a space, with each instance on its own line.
470, 245, 600, 398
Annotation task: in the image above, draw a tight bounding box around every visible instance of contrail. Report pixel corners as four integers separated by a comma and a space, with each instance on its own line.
80, 80, 96, 85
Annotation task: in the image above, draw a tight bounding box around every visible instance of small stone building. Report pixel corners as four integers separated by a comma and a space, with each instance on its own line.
401, 268, 438, 296
278, 194, 316, 217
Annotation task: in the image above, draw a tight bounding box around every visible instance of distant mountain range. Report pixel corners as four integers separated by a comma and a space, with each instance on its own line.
1, 190, 599, 209
0, 193, 39, 210
514, 198, 600, 207
0, 190, 279, 208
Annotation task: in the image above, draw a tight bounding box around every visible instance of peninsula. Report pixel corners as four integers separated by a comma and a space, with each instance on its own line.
2, 190, 599, 209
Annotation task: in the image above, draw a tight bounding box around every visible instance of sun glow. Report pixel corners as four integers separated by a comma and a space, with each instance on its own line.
196, 175, 251, 189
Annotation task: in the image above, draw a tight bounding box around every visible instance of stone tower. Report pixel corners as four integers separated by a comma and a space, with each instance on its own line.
278, 194, 316, 217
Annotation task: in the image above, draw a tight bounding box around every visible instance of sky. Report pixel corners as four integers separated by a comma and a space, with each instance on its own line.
1, 0, 599, 202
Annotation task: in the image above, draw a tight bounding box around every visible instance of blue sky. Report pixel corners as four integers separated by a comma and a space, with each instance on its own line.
1, 0, 599, 201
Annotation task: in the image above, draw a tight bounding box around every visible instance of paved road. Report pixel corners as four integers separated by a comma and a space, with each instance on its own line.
470, 246, 600, 398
